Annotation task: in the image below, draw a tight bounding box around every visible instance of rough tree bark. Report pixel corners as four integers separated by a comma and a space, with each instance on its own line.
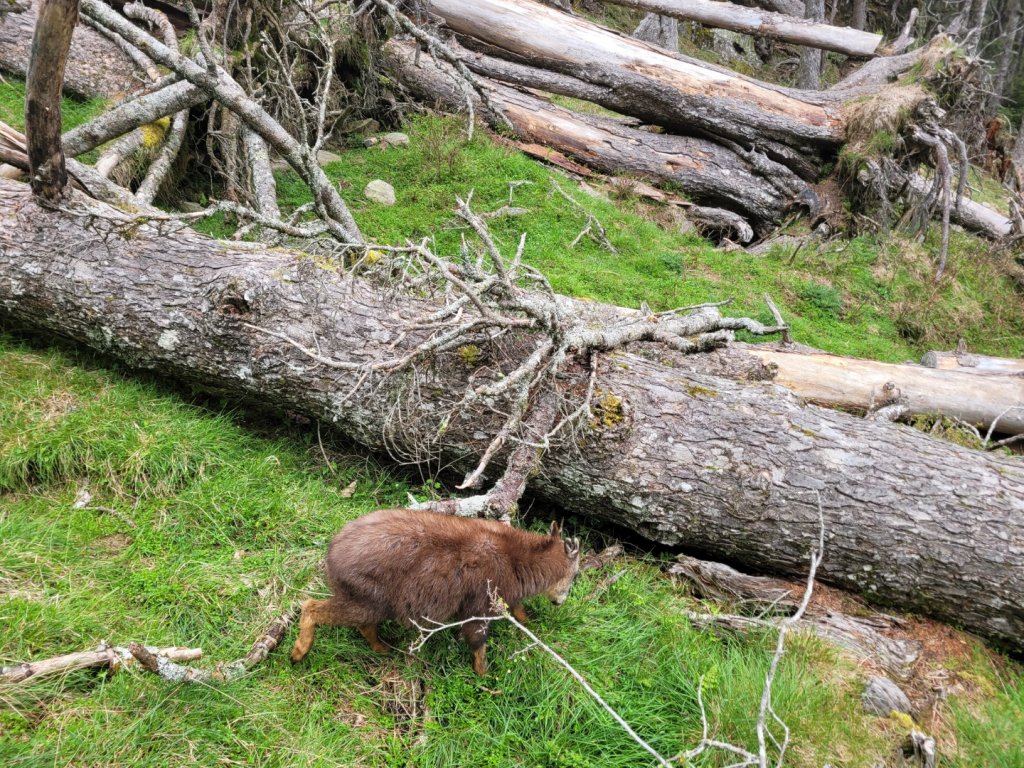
632, 12, 678, 52
0, 0, 140, 98
0, 178, 1021, 651
613, 0, 881, 56
970, 0, 989, 32
851, 0, 867, 31
986, 0, 1021, 113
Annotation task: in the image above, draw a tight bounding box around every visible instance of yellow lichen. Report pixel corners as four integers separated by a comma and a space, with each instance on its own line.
457, 344, 482, 367
888, 711, 917, 730
140, 118, 171, 149
590, 389, 625, 430
685, 384, 718, 398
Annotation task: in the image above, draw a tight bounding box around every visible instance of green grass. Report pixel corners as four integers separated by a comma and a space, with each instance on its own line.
0, 80, 107, 134
0, 79, 107, 166
2, 336, 1022, 767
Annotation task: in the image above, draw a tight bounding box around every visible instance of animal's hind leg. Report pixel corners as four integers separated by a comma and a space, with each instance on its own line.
461, 620, 490, 676
291, 597, 353, 663
358, 624, 388, 653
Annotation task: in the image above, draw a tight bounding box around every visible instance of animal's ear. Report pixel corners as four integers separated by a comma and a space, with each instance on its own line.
549, 520, 562, 538
564, 537, 581, 560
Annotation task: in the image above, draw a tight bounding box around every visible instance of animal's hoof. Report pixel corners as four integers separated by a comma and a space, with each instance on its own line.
369, 642, 388, 654
290, 647, 307, 664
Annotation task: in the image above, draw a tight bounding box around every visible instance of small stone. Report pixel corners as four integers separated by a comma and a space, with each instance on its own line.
342, 118, 380, 135
179, 201, 204, 213
862, 675, 912, 717
382, 132, 410, 148
362, 137, 380, 148
317, 150, 342, 166
364, 179, 396, 206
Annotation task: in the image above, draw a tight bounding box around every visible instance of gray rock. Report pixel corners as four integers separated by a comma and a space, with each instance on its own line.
712, 29, 760, 70
382, 132, 410, 148
363, 137, 380, 148
364, 179, 396, 206
317, 150, 343, 166
862, 675, 912, 717
179, 201, 204, 213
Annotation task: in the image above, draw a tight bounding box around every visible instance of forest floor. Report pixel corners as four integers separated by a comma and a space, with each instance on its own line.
1, 80, 1024, 767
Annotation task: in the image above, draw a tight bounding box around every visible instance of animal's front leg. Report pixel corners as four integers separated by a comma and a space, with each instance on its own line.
358, 624, 388, 653
461, 620, 490, 675
510, 604, 529, 625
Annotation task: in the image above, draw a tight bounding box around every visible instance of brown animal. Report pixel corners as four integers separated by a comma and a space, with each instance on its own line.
985, 115, 1012, 180
290, 510, 582, 674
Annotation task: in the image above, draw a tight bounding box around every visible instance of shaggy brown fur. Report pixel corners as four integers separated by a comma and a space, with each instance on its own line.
290, 510, 581, 674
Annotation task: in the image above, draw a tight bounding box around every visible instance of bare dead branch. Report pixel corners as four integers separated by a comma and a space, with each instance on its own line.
79, 0, 363, 245
550, 179, 618, 254
367, 0, 512, 139
128, 606, 297, 683
1, 644, 202, 684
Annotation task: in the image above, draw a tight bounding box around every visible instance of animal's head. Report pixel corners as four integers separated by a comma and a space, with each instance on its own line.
544, 520, 581, 605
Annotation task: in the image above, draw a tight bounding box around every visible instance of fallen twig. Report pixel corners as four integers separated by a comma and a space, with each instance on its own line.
1, 644, 202, 684
129, 606, 297, 683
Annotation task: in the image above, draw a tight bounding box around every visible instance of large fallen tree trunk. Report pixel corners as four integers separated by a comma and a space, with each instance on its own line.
0, 0, 141, 98
1, 177, 1021, 650
385, 40, 809, 230
606, 0, 883, 57
427, 0, 843, 172
740, 346, 1024, 434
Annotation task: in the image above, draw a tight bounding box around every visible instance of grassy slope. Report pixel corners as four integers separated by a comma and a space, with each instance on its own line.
3, 336, 1021, 768
1, 88, 1023, 767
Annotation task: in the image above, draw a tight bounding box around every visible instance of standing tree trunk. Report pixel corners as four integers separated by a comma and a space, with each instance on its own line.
970, 0, 989, 32
0, 177, 1021, 651
1011, 112, 1024, 187
633, 12, 679, 52
986, 0, 1021, 113
24, 0, 76, 201
851, 0, 867, 30
797, 0, 825, 89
